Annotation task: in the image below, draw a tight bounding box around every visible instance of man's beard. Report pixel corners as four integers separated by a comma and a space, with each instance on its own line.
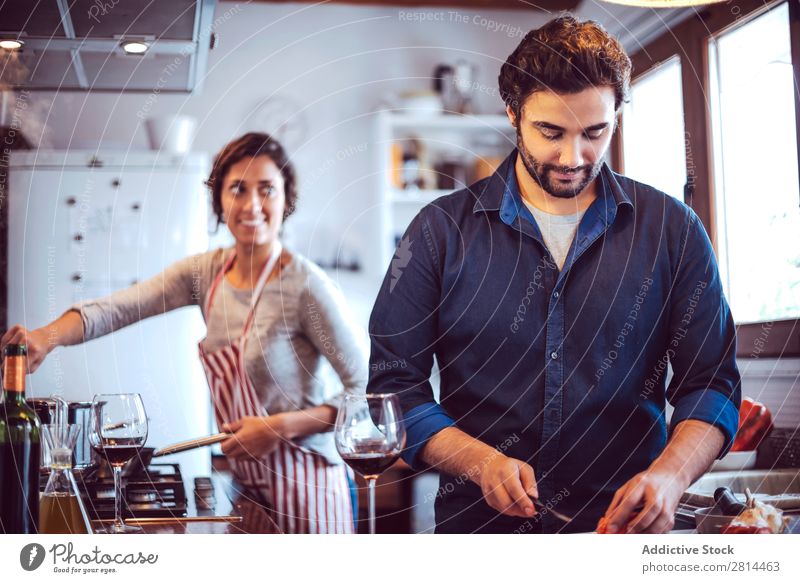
516, 126, 603, 199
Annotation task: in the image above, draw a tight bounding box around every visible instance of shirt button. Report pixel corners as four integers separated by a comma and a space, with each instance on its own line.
553, 291, 559, 299
550, 351, 558, 360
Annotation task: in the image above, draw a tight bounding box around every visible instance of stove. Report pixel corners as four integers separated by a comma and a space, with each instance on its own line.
77, 463, 188, 520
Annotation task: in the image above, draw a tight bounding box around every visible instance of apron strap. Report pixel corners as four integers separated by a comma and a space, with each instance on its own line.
204, 250, 237, 314
204, 243, 283, 328
241, 241, 283, 338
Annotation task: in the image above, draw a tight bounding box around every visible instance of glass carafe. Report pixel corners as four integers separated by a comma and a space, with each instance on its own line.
39, 424, 93, 534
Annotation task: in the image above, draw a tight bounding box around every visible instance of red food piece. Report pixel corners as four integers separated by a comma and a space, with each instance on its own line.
596, 515, 632, 534
731, 397, 773, 451
722, 524, 772, 534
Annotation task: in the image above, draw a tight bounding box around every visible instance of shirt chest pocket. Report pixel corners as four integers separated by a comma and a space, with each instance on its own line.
438, 266, 552, 360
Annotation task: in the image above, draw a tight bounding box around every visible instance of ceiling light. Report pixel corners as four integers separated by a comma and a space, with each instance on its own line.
121, 41, 149, 55
0, 39, 24, 51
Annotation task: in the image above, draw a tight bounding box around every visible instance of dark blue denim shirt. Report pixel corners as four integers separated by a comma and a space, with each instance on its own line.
367, 151, 741, 534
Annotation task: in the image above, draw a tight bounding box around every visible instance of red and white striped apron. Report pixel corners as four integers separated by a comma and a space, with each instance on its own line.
199, 246, 354, 534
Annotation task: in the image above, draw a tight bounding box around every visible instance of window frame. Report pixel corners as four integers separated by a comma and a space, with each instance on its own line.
611, 0, 800, 358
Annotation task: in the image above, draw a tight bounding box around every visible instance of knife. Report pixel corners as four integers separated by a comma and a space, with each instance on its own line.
152, 432, 233, 457
530, 497, 574, 524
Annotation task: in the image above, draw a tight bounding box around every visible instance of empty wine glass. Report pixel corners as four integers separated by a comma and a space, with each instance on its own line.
89, 394, 148, 534
335, 393, 405, 534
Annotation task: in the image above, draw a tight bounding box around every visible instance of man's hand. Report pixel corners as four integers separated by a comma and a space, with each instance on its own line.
601, 420, 726, 533
220, 415, 288, 460
601, 468, 688, 533
479, 455, 539, 518
421, 427, 539, 518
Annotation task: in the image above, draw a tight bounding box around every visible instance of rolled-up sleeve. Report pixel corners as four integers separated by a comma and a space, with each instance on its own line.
402, 402, 455, 468
368, 205, 453, 469
666, 211, 741, 458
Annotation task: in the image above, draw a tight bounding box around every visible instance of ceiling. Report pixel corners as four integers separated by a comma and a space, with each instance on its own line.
249, 0, 694, 54
0, 0, 694, 92
253, 0, 581, 9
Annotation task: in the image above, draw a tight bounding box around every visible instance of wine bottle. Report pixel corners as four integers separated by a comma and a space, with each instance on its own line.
0, 344, 42, 533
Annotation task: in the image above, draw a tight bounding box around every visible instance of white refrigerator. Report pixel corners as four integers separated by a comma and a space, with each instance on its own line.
7, 150, 215, 478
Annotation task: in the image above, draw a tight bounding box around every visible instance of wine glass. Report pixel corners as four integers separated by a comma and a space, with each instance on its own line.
89, 393, 148, 534
335, 393, 405, 534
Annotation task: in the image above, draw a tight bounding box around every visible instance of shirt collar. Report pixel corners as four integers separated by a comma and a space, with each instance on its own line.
473, 149, 634, 224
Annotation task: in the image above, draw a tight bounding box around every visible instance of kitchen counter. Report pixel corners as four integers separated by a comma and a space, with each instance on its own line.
91, 517, 243, 535
87, 456, 419, 534
89, 464, 800, 534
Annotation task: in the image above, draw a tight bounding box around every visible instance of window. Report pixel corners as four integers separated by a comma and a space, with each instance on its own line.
709, 2, 800, 323
622, 56, 687, 201
623, 0, 800, 356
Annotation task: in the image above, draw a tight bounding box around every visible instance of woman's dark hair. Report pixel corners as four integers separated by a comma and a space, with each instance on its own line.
498, 14, 631, 121
206, 132, 298, 227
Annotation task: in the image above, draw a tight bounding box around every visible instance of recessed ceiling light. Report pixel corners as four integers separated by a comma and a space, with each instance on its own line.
121, 41, 149, 55
0, 39, 24, 50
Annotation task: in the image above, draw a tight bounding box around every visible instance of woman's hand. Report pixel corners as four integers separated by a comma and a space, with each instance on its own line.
0, 325, 53, 374
220, 415, 288, 460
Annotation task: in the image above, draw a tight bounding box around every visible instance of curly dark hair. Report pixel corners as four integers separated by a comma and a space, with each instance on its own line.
498, 14, 631, 121
206, 132, 298, 227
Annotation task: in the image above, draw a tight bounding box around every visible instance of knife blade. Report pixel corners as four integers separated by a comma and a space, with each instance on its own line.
530, 497, 574, 524
152, 432, 233, 457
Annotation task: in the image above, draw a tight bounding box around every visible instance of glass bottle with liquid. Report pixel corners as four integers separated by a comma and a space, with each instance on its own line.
39, 424, 92, 534
0, 344, 41, 534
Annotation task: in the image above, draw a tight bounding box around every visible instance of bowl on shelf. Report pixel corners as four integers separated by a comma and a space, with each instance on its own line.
397, 91, 443, 116
144, 115, 197, 153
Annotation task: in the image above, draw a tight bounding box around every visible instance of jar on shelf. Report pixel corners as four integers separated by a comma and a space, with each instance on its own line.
470, 132, 512, 183
434, 154, 469, 190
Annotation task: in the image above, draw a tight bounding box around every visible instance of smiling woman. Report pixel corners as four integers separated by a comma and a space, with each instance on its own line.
208, 133, 298, 221
0, 132, 368, 534
205, 134, 298, 289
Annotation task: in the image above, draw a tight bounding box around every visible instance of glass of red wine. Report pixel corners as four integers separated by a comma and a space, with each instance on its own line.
335, 393, 405, 534
89, 393, 148, 534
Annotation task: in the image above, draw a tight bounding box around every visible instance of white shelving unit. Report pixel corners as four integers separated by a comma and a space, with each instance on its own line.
374, 111, 515, 267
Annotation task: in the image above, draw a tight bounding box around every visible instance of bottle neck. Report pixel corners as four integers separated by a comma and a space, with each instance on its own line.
2, 355, 27, 403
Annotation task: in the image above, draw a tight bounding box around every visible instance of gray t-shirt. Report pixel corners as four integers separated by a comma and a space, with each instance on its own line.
522, 201, 588, 270
70, 246, 369, 464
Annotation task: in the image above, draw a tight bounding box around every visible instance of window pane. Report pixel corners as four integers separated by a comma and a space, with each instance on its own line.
709, 2, 800, 323
622, 56, 687, 201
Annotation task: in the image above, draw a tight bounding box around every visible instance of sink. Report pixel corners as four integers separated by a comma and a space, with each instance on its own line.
683, 469, 800, 510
